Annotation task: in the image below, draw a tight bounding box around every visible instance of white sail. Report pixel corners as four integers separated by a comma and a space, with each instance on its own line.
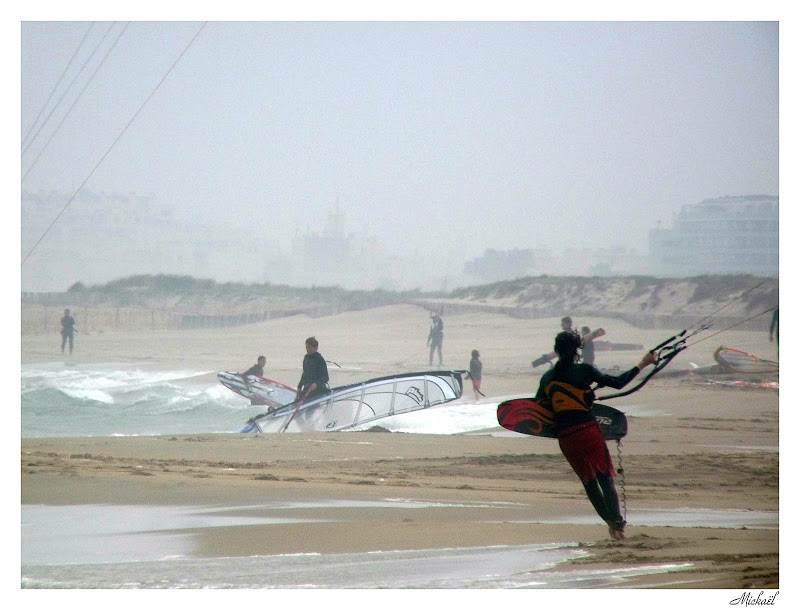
218, 372, 298, 408
243, 371, 465, 433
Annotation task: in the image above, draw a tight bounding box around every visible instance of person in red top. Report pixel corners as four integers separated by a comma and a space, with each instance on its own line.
535, 330, 656, 540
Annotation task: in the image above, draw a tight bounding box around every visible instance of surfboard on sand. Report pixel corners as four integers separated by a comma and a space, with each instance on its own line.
218, 372, 297, 408
497, 398, 628, 441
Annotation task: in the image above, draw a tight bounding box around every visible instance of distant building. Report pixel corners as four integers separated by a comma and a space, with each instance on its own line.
464, 248, 538, 283
648, 195, 778, 277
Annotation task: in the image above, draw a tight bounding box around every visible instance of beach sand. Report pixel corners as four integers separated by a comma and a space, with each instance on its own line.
20, 304, 780, 588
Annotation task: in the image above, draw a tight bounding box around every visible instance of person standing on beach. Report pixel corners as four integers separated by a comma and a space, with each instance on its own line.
769, 307, 779, 358
531, 316, 575, 368
580, 326, 597, 366
60, 309, 75, 354
533, 318, 607, 369
466, 349, 483, 401
427, 312, 444, 366
298, 337, 330, 402
535, 330, 655, 541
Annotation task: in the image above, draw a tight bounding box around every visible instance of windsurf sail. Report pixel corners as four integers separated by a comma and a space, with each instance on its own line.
713, 347, 779, 375
241, 370, 465, 433
218, 372, 298, 408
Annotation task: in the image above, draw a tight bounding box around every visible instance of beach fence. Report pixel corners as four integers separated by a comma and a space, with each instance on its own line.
20, 303, 306, 336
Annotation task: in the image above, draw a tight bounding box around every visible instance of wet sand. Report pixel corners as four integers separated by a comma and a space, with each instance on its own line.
20, 305, 781, 588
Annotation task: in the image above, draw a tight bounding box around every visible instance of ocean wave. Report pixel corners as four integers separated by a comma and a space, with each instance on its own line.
21, 364, 260, 438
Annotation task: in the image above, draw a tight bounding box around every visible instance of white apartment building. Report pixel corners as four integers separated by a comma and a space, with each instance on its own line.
648, 195, 778, 277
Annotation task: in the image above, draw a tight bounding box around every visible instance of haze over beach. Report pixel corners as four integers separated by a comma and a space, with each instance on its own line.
20, 18, 778, 291
15, 4, 793, 600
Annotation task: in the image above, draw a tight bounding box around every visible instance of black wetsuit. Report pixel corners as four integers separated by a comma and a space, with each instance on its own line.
243, 364, 264, 377
535, 362, 640, 431
428, 318, 444, 365
60, 314, 75, 354
298, 352, 329, 401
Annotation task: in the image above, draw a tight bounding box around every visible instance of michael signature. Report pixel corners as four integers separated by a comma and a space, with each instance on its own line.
730, 591, 779, 606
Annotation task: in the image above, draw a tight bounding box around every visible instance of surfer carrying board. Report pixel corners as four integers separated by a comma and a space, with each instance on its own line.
580, 326, 598, 366
536, 330, 655, 541
298, 337, 330, 402
531, 317, 604, 368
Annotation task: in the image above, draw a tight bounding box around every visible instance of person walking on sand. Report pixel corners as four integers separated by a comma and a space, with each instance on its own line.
466, 349, 483, 401
427, 312, 444, 366
298, 337, 330, 402
60, 309, 76, 354
535, 330, 655, 541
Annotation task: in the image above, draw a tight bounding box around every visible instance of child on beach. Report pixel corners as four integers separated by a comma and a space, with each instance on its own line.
467, 349, 483, 401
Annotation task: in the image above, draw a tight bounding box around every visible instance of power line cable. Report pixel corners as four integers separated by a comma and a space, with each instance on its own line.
22, 21, 209, 266
22, 22, 126, 180
686, 306, 778, 348
21, 21, 96, 151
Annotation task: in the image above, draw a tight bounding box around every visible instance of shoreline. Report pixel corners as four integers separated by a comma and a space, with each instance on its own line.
21, 430, 778, 588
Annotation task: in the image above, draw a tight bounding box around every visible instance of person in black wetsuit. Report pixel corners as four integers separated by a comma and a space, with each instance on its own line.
241, 356, 267, 405
427, 313, 444, 366
298, 336, 329, 402
769, 308, 779, 358
243, 356, 266, 378
60, 309, 75, 354
535, 330, 656, 541
531, 316, 574, 368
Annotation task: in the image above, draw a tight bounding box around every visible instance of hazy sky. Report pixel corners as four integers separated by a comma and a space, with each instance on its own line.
19, 18, 779, 289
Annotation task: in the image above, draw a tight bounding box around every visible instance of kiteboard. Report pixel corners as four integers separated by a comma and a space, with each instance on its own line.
497, 398, 628, 440
218, 372, 297, 408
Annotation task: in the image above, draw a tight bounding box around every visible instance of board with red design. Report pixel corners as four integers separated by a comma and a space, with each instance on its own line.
496, 398, 627, 440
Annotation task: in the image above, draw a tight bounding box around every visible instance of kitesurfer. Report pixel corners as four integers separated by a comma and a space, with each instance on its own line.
466, 349, 483, 401
535, 330, 656, 541
60, 309, 75, 354
241, 356, 267, 405
427, 313, 444, 366
298, 337, 330, 401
